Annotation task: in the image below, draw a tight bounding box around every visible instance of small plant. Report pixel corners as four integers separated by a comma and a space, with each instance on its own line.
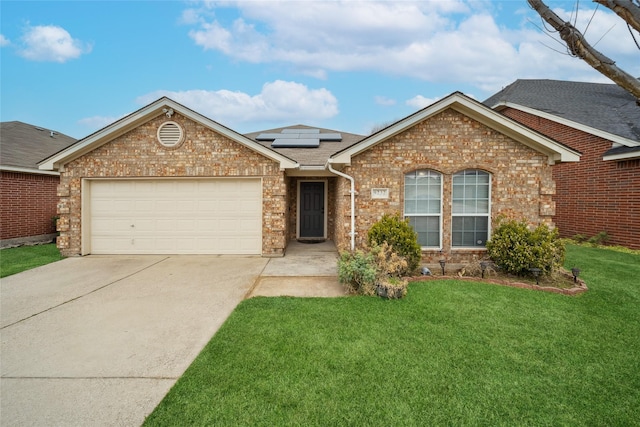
338, 250, 377, 295
338, 242, 409, 298
367, 214, 421, 274
486, 217, 565, 277
572, 234, 588, 243
588, 231, 609, 246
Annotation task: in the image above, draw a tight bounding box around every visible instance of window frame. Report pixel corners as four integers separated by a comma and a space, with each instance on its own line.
451, 169, 491, 249
403, 169, 443, 250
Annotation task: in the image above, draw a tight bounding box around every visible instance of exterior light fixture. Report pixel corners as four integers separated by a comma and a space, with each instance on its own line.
571, 267, 581, 283
529, 267, 542, 285
480, 261, 489, 279
439, 259, 446, 276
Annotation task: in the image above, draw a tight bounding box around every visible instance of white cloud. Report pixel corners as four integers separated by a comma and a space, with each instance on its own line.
0, 34, 10, 47
19, 25, 91, 62
406, 95, 440, 109
184, 1, 639, 94
136, 80, 339, 126
78, 115, 123, 131
375, 96, 396, 106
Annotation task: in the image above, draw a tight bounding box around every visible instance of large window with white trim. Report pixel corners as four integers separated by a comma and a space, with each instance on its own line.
452, 169, 490, 247
404, 170, 442, 248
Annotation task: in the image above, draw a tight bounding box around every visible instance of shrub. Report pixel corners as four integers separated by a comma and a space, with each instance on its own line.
338, 243, 409, 298
367, 214, 421, 274
588, 231, 610, 246
338, 249, 377, 295
486, 217, 565, 276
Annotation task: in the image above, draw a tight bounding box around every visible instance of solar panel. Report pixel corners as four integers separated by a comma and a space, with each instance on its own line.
271, 138, 320, 148
318, 133, 342, 141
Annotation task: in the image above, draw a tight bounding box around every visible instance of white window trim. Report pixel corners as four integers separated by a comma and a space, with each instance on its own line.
403, 170, 443, 250
451, 170, 491, 249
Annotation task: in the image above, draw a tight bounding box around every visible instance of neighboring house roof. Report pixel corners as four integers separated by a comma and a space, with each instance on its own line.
244, 125, 365, 168
484, 79, 640, 160
331, 92, 581, 166
1, 121, 77, 175
39, 97, 299, 171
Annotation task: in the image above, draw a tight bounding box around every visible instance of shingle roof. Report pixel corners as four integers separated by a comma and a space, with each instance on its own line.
244, 124, 366, 166
1, 121, 77, 170
483, 79, 640, 142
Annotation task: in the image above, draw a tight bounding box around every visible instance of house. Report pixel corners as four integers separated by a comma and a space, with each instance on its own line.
484, 79, 640, 250
1, 121, 77, 247
39, 93, 580, 263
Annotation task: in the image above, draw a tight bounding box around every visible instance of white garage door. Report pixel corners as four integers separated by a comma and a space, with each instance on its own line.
88, 179, 262, 254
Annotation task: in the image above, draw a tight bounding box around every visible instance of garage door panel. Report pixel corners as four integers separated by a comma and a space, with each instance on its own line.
89, 179, 262, 254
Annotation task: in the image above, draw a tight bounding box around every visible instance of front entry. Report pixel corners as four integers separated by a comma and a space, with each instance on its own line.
299, 181, 325, 239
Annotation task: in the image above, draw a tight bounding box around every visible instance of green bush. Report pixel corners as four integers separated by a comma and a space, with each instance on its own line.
367, 214, 421, 273
486, 218, 565, 276
588, 231, 610, 246
338, 250, 377, 295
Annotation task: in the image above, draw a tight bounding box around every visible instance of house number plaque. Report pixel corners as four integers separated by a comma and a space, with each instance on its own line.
371, 188, 389, 199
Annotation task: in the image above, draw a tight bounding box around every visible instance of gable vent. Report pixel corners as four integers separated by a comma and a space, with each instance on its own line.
157, 121, 184, 148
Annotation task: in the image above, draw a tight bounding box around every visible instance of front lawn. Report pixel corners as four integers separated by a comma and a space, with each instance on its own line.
0, 243, 63, 278
144, 245, 640, 426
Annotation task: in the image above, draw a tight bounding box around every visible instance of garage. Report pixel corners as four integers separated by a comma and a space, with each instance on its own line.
86, 178, 262, 255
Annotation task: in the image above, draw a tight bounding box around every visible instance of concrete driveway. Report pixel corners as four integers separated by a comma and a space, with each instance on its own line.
1, 255, 268, 426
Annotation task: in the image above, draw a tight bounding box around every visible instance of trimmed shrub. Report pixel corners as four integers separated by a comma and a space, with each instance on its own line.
367, 214, 421, 273
486, 217, 565, 276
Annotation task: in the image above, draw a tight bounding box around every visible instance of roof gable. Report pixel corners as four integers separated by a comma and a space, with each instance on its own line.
331, 92, 580, 165
484, 79, 640, 146
39, 98, 298, 171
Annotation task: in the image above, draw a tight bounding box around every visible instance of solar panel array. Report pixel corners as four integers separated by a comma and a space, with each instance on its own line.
256, 128, 342, 148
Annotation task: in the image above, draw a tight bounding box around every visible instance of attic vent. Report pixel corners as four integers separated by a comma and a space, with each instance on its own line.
157, 121, 184, 148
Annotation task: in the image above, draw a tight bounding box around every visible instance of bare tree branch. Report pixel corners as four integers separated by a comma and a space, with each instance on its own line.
593, 0, 640, 32
528, 0, 640, 100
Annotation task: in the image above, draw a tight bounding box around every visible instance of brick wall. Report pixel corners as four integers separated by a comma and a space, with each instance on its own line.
56, 113, 287, 256
501, 108, 639, 250
334, 109, 556, 264
1, 171, 60, 240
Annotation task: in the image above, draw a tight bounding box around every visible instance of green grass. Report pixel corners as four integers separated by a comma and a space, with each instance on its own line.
145, 245, 640, 426
0, 244, 63, 278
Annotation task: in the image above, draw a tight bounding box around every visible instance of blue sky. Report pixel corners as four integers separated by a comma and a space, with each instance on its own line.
1, 1, 638, 139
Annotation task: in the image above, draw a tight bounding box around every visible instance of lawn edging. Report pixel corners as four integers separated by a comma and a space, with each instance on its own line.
407, 271, 588, 296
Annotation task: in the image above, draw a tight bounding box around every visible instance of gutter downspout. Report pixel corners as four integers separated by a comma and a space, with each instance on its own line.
326, 161, 356, 251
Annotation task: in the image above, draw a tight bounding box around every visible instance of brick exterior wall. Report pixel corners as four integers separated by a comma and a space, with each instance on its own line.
56, 113, 287, 256
1, 171, 59, 240
501, 108, 640, 250
333, 109, 556, 264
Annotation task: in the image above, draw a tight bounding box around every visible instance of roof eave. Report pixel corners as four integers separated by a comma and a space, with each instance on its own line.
491, 102, 640, 148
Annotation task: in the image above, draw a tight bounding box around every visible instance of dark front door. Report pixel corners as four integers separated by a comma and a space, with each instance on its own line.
300, 182, 325, 238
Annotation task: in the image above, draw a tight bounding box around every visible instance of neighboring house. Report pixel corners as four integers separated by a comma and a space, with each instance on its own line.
485, 79, 640, 250
1, 121, 77, 247
39, 93, 579, 264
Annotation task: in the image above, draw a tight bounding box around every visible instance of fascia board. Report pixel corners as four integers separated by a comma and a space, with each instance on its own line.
1, 165, 60, 176
456, 100, 581, 163
39, 98, 299, 171
603, 151, 640, 161
492, 102, 640, 148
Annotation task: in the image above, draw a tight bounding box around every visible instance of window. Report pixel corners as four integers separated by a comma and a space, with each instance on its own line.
452, 170, 490, 247
404, 170, 441, 248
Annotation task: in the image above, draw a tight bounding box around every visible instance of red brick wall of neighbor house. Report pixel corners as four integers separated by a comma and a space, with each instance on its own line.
55, 113, 287, 256
1, 171, 59, 240
501, 108, 640, 250
334, 109, 556, 264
